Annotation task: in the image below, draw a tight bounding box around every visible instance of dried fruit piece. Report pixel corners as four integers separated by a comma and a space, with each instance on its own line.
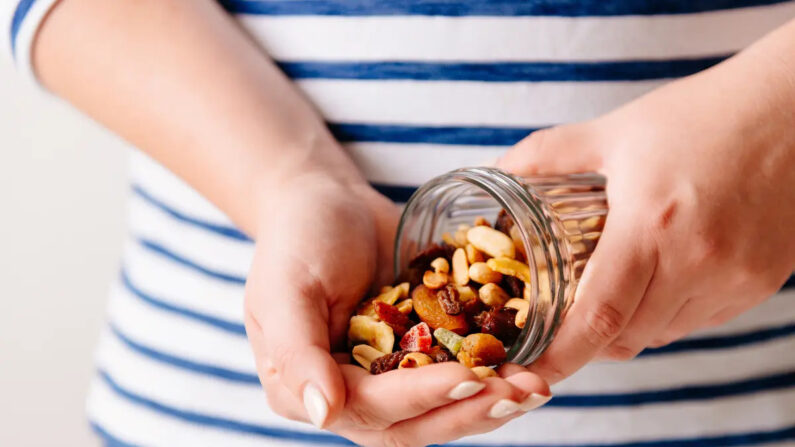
398, 352, 434, 369
469, 262, 503, 284
423, 270, 449, 289
487, 257, 532, 283
466, 226, 515, 259
502, 275, 525, 298
476, 307, 521, 346
437, 284, 463, 315
412, 285, 469, 335
370, 351, 409, 375
504, 298, 530, 328
427, 345, 455, 363
399, 322, 433, 352
357, 284, 405, 317
451, 248, 470, 286
395, 282, 411, 299
433, 327, 465, 355
457, 333, 507, 368
494, 209, 514, 234
478, 283, 510, 308
348, 315, 395, 354
352, 344, 386, 370
395, 299, 413, 314
374, 301, 412, 337
471, 366, 498, 379
465, 244, 486, 264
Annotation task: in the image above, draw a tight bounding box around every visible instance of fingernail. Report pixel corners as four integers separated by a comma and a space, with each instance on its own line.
519, 393, 552, 411
303, 383, 329, 428
447, 381, 486, 400
488, 399, 521, 419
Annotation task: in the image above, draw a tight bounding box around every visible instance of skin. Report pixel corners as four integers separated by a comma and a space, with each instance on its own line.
497, 18, 795, 384
34, 0, 548, 445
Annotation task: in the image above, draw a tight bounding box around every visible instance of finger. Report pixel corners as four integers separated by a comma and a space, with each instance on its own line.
337, 362, 485, 429
496, 124, 603, 176
528, 216, 656, 383
375, 373, 550, 447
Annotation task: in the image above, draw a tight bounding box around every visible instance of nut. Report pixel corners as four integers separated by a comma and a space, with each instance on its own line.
473, 216, 490, 227
466, 226, 515, 259
430, 257, 450, 274
457, 333, 507, 367
348, 315, 395, 354
504, 298, 530, 328
486, 257, 532, 284
395, 299, 413, 314
471, 366, 498, 379
478, 283, 510, 308
352, 344, 386, 370
398, 352, 434, 369
456, 285, 477, 302
469, 262, 503, 284
454, 224, 470, 247
465, 244, 485, 264
423, 270, 449, 289
396, 282, 411, 299
451, 248, 470, 286
442, 232, 458, 247
412, 285, 469, 335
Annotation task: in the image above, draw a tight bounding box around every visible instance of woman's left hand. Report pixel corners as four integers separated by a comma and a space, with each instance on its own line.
496, 21, 795, 384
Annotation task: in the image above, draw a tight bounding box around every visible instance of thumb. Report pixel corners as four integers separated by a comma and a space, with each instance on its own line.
496, 124, 603, 176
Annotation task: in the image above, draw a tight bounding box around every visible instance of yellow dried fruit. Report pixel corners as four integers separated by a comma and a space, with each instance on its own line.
412, 285, 469, 335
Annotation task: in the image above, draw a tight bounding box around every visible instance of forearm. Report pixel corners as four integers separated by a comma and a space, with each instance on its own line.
33, 0, 363, 236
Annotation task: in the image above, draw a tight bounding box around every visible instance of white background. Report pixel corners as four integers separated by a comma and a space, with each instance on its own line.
0, 63, 127, 446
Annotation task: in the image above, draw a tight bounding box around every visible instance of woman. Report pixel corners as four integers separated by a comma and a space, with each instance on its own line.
6, 0, 794, 445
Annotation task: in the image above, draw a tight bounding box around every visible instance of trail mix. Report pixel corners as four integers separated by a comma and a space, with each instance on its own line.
348, 210, 534, 376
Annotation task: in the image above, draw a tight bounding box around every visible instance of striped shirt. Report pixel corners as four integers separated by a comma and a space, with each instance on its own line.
6, 1, 795, 446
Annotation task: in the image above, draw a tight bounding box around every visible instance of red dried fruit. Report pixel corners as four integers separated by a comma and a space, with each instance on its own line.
502, 275, 525, 298
370, 351, 409, 375
494, 209, 514, 234
412, 285, 469, 335
476, 307, 521, 346
427, 345, 455, 363
400, 322, 433, 353
437, 284, 463, 315
408, 243, 456, 270
374, 302, 411, 337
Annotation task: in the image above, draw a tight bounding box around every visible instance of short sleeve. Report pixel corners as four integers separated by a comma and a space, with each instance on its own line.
3, 0, 62, 87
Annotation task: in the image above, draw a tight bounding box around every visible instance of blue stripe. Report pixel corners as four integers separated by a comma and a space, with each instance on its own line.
220, 0, 791, 17
109, 323, 258, 384
137, 237, 247, 285
10, 0, 37, 58
330, 123, 535, 145
90, 422, 140, 447
120, 268, 247, 336
279, 56, 728, 82
371, 183, 419, 203
641, 323, 795, 357
132, 185, 252, 242
97, 370, 355, 445
96, 368, 795, 446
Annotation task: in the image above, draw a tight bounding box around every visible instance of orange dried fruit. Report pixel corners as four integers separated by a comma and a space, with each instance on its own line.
412, 285, 469, 335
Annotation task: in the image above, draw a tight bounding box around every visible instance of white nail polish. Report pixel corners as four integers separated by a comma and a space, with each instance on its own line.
303, 383, 329, 428
488, 399, 521, 419
519, 393, 552, 411
447, 381, 486, 400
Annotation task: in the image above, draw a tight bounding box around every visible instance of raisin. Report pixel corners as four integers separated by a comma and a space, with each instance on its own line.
412, 285, 469, 335
374, 302, 411, 337
370, 350, 410, 375
476, 307, 521, 346
408, 243, 455, 270
494, 209, 515, 234
437, 284, 463, 315
427, 345, 455, 363
502, 275, 525, 298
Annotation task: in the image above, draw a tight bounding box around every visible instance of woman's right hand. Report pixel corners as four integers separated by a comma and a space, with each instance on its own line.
244, 173, 551, 446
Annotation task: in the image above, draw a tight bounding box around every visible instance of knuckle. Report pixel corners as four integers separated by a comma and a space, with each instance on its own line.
583, 301, 627, 347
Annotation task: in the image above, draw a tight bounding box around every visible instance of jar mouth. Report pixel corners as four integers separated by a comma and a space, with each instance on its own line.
394, 167, 569, 366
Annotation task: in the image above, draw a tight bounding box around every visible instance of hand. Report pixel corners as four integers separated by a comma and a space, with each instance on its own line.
244, 173, 551, 446
496, 45, 795, 384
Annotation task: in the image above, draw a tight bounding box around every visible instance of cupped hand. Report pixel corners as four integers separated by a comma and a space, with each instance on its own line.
497, 49, 795, 384
244, 173, 550, 446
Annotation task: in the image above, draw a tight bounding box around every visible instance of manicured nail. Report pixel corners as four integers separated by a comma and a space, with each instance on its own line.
519, 393, 552, 411
447, 381, 486, 400
488, 399, 521, 418
303, 383, 329, 428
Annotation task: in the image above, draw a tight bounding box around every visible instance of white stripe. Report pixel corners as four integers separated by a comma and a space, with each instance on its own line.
684, 288, 795, 337
237, 4, 795, 62
298, 79, 661, 126
124, 239, 246, 323
109, 283, 255, 371
11, 0, 59, 87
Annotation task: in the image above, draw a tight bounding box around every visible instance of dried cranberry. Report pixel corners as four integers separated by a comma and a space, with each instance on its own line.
400, 322, 433, 352
370, 351, 409, 375
494, 209, 514, 234
374, 302, 411, 337
437, 284, 463, 315
476, 307, 521, 346
502, 276, 524, 298
427, 345, 455, 363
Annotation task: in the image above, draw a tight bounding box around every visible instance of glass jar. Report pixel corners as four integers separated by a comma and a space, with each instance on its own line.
394, 167, 607, 366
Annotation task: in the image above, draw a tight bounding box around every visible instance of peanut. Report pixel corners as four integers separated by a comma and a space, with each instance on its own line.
504, 298, 530, 328
398, 352, 434, 369
471, 366, 498, 379
456, 285, 477, 302
454, 224, 470, 247
352, 344, 386, 370
431, 257, 450, 274
457, 333, 507, 368
469, 262, 502, 284
465, 244, 485, 263
467, 226, 515, 259
486, 257, 532, 283
478, 283, 510, 308
451, 248, 470, 286
348, 315, 395, 354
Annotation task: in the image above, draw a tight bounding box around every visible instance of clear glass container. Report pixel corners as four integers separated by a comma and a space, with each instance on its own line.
394, 167, 607, 366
